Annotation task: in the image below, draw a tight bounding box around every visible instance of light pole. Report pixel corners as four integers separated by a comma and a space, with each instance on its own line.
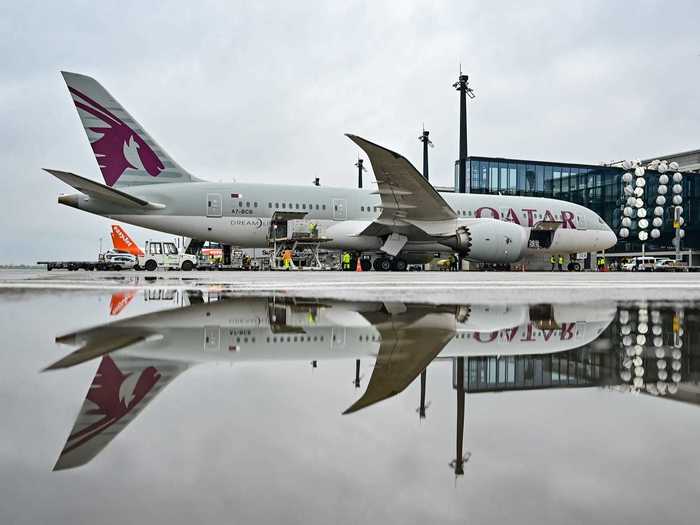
418, 127, 434, 181
453, 71, 475, 193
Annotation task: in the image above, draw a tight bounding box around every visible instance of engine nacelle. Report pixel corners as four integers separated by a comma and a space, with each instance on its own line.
448, 219, 528, 263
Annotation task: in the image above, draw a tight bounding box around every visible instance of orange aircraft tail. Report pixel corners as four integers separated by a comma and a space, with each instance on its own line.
110, 224, 144, 256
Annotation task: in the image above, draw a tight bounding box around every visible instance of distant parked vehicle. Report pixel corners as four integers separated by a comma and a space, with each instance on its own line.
654, 259, 687, 272
621, 257, 657, 271
103, 252, 137, 270
137, 241, 197, 271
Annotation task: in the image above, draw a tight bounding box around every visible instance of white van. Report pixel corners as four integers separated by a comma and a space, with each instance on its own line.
138, 241, 197, 271
621, 256, 656, 272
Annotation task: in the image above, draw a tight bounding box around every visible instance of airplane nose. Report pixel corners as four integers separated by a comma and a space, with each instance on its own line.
604, 225, 617, 249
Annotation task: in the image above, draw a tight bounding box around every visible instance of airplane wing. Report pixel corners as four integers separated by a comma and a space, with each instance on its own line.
45, 169, 165, 210
343, 305, 456, 414
53, 354, 189, 470
346, 135, 458, 236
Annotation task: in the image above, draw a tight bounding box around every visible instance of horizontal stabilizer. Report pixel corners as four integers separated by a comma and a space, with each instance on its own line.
45, 331, 153, 370
45, 169, 165, 209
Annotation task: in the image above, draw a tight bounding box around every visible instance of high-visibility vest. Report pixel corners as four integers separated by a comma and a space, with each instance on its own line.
550, 256, 556, 263
558, 256, 564, 264
342, 253, 350, 263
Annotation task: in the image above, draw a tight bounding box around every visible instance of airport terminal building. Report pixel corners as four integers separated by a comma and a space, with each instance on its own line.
449, 150, 700, 257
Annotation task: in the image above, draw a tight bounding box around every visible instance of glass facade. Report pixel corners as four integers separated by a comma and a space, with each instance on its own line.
455, 157, 699, 251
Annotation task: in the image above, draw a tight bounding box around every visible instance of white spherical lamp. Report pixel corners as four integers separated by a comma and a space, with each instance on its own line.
650, 228, 660, 239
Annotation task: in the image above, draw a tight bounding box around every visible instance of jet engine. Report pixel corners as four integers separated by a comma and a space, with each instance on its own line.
445, 219, 528, 263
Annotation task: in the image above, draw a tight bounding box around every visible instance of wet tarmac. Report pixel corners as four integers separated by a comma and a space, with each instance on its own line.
2, 270, 700, 523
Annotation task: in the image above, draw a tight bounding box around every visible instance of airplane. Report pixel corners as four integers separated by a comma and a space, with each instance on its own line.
47, 72, 617, 270
46, 293, 621, 469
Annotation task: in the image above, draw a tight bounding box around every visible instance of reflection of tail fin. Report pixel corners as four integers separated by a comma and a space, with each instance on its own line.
109, 290, 137, 316
54, 355, 188, 470
111, 224, 144, 256
61, 71, 197, 188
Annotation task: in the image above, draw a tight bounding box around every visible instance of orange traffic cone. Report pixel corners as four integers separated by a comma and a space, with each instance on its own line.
356, 257, 363, 272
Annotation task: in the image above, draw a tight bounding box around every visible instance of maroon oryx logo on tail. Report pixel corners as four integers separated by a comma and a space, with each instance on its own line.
69, 87, 164, 186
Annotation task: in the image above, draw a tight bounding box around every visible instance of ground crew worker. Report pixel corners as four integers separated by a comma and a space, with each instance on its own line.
342, 251, 351, 271
597, 255, 606, 272
550, 255, 556, 271
449, 254, 457, 272
558, 254, 564, 271
282, 249, 295, 270
308, 222, 318, 238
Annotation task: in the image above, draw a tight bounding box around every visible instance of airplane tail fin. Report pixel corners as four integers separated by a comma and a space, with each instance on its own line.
111, 224, 144, 256
61, 71, 197, 188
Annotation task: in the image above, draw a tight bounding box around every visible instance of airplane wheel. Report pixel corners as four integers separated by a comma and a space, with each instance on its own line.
373, 257, 391, 271
144, 260, 158, 271
392, 259, 407, 271
181, 260, 194, 271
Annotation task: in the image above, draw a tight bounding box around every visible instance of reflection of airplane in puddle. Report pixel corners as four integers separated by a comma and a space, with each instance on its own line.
47, 297, 700, 474
47, 295, 616, 470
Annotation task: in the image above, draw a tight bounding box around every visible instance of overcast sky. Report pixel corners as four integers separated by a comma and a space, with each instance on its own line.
2, 0, 699, 264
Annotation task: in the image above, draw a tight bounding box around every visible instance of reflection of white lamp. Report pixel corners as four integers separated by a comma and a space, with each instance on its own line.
638, 231, 648, 241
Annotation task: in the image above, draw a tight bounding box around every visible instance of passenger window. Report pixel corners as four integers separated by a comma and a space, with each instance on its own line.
150, 243, 162, 255
268, 202, 272, 208
295, 203, 299, 209
165, 243, 178, 255
315, 204, 319, 210
282, 203, 286, 209
302, 204, 306, 209
361, 206, 364, 211
322, 205, 326, 210
275, 202, 279, 208
239, 201, 243, 207
246, 201, 250, 207
254, 202, 258, 208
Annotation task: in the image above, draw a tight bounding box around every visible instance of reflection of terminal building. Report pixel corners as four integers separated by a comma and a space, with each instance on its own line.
447, 313, 700, 477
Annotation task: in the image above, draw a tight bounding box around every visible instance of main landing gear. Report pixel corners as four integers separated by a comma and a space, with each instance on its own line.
372, 256, 408, 272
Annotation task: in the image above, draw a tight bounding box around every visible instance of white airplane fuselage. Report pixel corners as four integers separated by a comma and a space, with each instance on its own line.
63, 181, 617, 260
